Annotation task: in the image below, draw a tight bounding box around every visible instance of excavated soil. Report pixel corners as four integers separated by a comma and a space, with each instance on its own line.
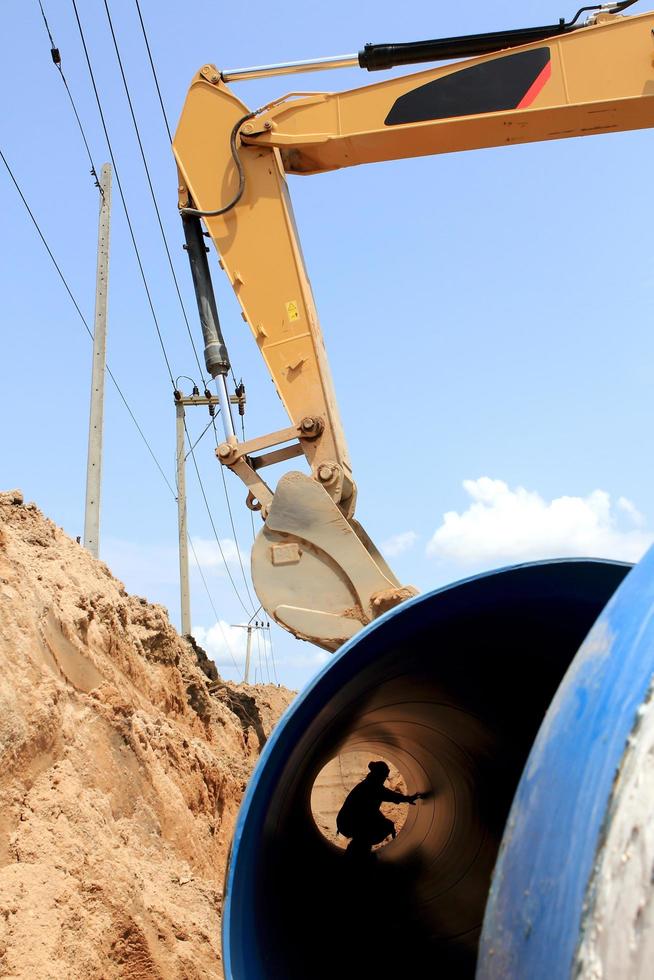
0, 490, 294, 979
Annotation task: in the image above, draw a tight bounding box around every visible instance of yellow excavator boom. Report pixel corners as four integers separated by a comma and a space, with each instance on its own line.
173, 6, 654, 649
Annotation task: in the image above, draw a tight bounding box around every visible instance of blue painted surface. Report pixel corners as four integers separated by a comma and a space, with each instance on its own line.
222, 558, 630, 979
478, 547, 654, 979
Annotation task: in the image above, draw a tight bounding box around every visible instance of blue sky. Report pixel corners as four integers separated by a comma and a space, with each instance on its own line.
3, 0, 654, 688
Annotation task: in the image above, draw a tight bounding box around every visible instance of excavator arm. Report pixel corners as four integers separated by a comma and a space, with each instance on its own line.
173, 4, 654, 650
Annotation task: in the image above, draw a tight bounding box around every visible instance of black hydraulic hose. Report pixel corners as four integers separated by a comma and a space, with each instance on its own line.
570, 0, 640, 25
358, 1, 641, 71
179, 111, 255, 219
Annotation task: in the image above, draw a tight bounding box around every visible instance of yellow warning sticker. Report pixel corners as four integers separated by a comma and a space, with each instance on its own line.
286, 300, 300, 322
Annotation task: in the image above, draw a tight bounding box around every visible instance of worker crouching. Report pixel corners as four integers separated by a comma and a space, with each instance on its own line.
336, 760, 426, 856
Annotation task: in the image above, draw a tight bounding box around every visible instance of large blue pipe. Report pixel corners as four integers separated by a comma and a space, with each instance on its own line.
223, 559, 630, 978
478, 547, 654, 978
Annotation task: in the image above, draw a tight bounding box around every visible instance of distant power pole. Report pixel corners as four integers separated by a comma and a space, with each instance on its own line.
232, 623, 254, 684
174, 387, 220, 636
232, 620, 268, 684
175, 397, 192, 636
173, 385, 244, 637
84, 163, 112, 558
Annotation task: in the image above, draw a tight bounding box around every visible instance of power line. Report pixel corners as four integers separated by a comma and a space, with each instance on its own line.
71, 0, 175, 386
179, 399, 256, 618
187, 535, 240, 673
36, 0, 101, 192
71, 1, 258, 638
265, 622, 279, 684
185, 426, 255, 618
127, 0, 259, 617
0, 145, 176, 500
239, 410, 258, 545
128, 0, 260, 614
1, 148, 242, 674
260, 625, 272, 684
37, 0, 56, 47
211, 418, 257, 610
3, 125, 243, 678
101, 0, 207, 387
184, 413, 217, 459
133, 0, 173, 143
102, 0, 258, 615
255, 626, 264, 684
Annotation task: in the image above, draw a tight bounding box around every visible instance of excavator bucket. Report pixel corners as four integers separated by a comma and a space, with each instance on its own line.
251, 472, 417, 650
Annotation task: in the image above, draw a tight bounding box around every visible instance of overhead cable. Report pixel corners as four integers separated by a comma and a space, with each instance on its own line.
0, 145, 176, 500
133, 0, 174, 143
3, 143, 242, 675
211, 419, 257, 610
36, 0, 102, 192
256, 623, 270, 684
102, 0, 207, 388
187, 535, 241, 673
185, 427, 255, 617
265, 623, 279, 685
72, 1, 257, 629
71, 0, 176, 386
184, 413, 218, 460
127, 0, 259, 614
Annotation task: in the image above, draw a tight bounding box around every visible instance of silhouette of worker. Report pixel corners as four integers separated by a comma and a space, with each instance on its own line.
336, 760, 425, 854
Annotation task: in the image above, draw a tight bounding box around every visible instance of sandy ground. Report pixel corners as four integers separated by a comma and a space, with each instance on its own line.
0, 490, 294, 979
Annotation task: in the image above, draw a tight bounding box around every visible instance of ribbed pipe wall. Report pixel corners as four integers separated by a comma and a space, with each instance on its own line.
223, 560, 630, 979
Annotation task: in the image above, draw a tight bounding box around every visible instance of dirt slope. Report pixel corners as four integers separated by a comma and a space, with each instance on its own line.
0, 490, 294, 979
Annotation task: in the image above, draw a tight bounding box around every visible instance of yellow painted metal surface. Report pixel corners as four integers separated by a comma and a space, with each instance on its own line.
174, 11, 654, 507
252, 11, 654, 173
172, 10, 654, 646
174, 82, 355, 510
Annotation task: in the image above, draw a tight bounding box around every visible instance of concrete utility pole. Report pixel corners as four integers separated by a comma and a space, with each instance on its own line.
244, 624, 253, 684
176, 399, 192, 636
232, 623, 255, 683
173, 385, 245, 643
84, 163, 112, 558
174, 388, 221, 636
231, 620, 271, 684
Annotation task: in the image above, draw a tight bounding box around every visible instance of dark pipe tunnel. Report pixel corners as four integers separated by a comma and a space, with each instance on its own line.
223, 559, 630, 979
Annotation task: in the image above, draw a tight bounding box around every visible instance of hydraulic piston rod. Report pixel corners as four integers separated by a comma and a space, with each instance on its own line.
220, 3, 639, 82
181, 213, 230, 379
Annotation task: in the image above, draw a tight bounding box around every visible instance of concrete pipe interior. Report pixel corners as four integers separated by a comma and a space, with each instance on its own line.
223, 560, 630, 979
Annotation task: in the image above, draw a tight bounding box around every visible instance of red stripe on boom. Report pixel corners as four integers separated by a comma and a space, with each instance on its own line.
517, 60, 552, 109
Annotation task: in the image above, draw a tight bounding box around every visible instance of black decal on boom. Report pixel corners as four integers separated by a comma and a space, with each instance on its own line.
385, 47, 551, 126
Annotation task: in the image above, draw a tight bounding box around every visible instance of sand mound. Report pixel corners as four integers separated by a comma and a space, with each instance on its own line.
0, 490, 294, 978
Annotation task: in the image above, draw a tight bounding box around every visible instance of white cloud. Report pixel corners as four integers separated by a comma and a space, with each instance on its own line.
190, 536, 241, 571
427, 478, 652, 566
382, 530, 418, 557
193, 620, 330, 680
617, 496, 645, 526
193, 619, 248, 667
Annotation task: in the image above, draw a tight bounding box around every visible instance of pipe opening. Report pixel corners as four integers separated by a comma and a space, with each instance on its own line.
311, 751, 410, 849
224, 560, 630, 979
